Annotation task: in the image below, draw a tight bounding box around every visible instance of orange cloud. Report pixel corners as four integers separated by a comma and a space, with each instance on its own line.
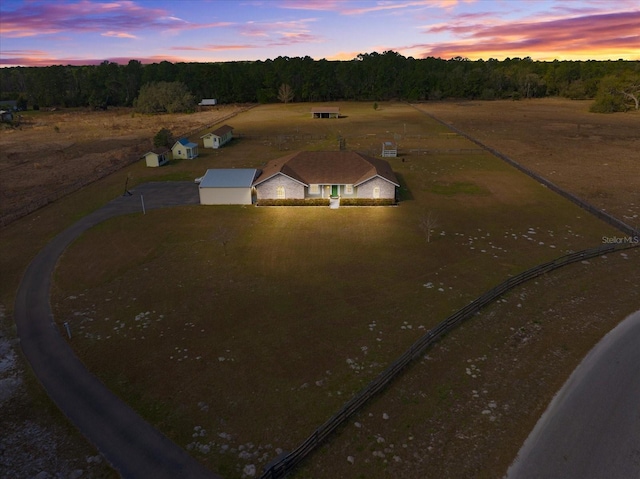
419, 10, 640, 60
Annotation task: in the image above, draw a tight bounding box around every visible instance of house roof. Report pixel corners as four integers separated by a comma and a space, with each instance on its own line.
174, 138, 197, 148
253, 151, 399, 187
199, 168, 258, 188
141, 147, 168, 158
202, 124, 234, 138
311, 106, 340, 113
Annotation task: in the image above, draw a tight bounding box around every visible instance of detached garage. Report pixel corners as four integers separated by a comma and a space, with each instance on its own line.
198, 168, 258, 205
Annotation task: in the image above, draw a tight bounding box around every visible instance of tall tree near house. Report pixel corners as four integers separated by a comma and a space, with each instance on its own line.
277, 83, 295, 104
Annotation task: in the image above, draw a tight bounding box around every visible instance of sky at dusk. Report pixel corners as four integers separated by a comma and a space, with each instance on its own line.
1, 0, 639, 67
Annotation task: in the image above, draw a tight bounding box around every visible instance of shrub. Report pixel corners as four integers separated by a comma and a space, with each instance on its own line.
256, 198, 330, 206
339, 198, 396, 206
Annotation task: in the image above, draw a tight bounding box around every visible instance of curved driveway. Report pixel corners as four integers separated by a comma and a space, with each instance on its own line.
14, 182, 221, 479
506, 309, 640, 479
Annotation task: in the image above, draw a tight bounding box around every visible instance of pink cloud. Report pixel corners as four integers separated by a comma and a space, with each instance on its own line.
170, 44, 256, 52
0, 54, 192, 67
101, 31, 137, 39
279, 0, 475, 15
419, 10, 640, 60
0, 1, 231, 38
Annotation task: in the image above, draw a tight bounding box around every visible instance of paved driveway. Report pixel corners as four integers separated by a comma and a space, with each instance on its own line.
505, 309, 640, 479
14, 182, 222, 479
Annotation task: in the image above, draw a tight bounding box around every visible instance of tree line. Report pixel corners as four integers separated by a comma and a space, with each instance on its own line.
1, 51, 638, 112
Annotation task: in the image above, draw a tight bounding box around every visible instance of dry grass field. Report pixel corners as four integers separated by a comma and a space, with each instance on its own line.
1, 100, 638, 479
0, 105, 248, 225
417, 98, 640, 226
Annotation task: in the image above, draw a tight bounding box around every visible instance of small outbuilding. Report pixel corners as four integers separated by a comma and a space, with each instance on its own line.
381, 141, 397, 157
198, 168, 259, 205
142, 148, 169, 167
198, 99, 217, 106
0, 110, 14, 122
311, 106, 340, 119
172, 138, 199, 159
201, 124, 234, 149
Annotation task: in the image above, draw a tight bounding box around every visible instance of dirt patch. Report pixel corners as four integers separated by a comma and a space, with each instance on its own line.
416, 99, 640, 227
0, 105, 249, 225
0, 305, 117, 479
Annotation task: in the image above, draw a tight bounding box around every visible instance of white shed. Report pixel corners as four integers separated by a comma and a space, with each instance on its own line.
199, 168, 258, 205
381, 141, 397, 157
201, 125, 234, 149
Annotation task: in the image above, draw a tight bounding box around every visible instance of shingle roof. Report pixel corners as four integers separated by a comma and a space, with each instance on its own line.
253, 151, 399, 187
201, 124, 234, 138
175, 138, 197, 148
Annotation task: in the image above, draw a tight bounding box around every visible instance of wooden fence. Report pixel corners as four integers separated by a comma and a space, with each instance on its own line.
259, 241, 638, 479
416, 107, 639, 238
0, 105, 257, 228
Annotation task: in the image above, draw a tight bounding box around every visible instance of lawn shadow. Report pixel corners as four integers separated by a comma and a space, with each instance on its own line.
394, 172, 414, 201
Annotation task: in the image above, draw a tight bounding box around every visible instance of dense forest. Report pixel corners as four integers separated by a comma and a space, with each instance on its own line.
1, 51, 638, 111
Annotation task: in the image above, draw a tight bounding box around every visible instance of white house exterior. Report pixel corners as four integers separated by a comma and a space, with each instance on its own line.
198, 168, 258, 205
201, 125, 234, 149
142, 148, 169, 167
381, 141, 397, 157
171, 138, 199, 159
253, 151, 399, 201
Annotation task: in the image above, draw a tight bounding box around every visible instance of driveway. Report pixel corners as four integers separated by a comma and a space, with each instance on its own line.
14, 182, 222, 479
505, 309, 640, 479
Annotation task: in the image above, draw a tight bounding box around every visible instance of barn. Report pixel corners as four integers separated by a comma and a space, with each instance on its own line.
198, 168, 258, 205
311, 106, 340, 118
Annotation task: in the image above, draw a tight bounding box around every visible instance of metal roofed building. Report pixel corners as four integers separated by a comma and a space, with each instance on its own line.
198, 168, 258, 205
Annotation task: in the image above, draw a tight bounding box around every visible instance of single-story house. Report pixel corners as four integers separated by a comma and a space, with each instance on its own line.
199, 168, 259, 205
142, 147, 169, 167
381, 141, 397, 157
311, 106, 340, 119
253, 151, 399, 201
171, 138, 199, 159
201, 125, 234, 149
198, 99, 217, 106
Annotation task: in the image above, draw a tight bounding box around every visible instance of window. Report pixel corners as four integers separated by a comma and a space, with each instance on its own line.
345, 184, 353, 194
276, 186, 285, 199
373, 186, 380, 198
309, 184, 320, 194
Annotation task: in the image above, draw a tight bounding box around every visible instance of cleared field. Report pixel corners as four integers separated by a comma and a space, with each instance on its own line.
1, 101, 637, 479
46, 103, 631, 478
417, 99, 640, 225
0, 105, 248, 224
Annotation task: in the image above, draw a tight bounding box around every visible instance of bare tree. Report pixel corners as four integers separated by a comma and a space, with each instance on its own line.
277, 83, 295, 104
419, 211, 439, 243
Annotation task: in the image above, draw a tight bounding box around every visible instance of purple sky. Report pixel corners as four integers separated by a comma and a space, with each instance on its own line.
1, 0, 638, 67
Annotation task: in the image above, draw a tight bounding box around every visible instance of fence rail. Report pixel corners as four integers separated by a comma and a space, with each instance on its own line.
259, 241, 638, 479
0, 104, 257, 228
415, 106, 639, 238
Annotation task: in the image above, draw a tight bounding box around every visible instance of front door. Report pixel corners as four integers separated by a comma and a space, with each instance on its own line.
331, 185, 338, 197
